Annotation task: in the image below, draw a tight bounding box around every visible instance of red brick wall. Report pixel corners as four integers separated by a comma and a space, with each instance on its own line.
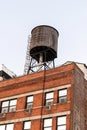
71, 67, 85, 130
0, 63, 85, 130
85, 81, 87, 130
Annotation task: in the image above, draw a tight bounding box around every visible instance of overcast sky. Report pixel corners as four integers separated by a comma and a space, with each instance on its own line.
0, 0, 87, 75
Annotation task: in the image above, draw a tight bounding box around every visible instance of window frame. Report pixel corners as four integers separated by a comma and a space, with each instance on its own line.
58, 88, 67, 103
57, 115, 66, 130
23, 121, 31, 130
0, 123, 14, 130
43, 118, 52, 130
26, 95, 33, 109
1, 99, 17, 113
45, 91, 54, 105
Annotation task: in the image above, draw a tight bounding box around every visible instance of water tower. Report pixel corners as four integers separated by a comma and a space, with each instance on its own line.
24, 25, 59, 74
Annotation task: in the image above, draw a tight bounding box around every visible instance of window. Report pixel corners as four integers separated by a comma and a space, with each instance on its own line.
23, 121, 31, 130
43, 118, 52, 130
26, 96, 33, 109
58, 89, 67, 103
0, 123, 14, 130
45, 92, 53, 105
1, 99, 17, 113
57, 116, 66, 130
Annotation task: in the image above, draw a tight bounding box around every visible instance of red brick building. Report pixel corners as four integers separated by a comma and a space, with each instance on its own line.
0, 61, 86, 130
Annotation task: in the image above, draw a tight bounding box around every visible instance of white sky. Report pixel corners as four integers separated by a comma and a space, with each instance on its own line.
0, 0, 87, 75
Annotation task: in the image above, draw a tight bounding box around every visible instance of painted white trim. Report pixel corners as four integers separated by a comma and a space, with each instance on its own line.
0, 111, 70, 124
0, 90, 43, 101
0, 84, 71, 101
44, 84, 71, 92
42, 111, 71, 118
